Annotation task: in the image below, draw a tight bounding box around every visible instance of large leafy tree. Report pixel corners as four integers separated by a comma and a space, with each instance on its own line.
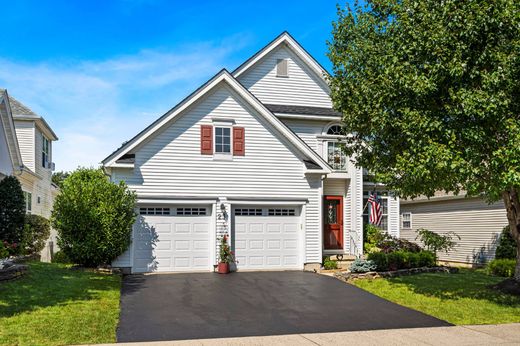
328, 0, 520, 280
52, 168, 136, 266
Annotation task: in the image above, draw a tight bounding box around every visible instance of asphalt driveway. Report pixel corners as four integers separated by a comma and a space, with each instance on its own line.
117, 271, 451, 342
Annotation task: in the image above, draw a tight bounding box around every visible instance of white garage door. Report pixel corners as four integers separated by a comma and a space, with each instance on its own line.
232, 206, 302, 270
132, 206, 211, 273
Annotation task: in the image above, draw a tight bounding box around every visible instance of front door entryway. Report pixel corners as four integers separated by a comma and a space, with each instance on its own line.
324, 196, 343, 249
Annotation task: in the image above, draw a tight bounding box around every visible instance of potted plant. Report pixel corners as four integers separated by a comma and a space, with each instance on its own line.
217, 234, 235, 274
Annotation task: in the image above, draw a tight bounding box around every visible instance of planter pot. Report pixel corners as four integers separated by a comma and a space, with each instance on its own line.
217, 262, 230, 274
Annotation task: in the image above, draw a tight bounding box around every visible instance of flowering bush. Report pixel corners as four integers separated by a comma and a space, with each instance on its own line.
0, 241, 9, 259
218, 235, 236, 264
2, 241, 18, 256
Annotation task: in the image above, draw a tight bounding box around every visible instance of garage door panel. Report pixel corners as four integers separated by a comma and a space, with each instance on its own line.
233, 206, 301, 270
132, 207, 211, 273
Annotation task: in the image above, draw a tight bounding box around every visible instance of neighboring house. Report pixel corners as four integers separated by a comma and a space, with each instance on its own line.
0, 89, 59, 261
0, 90, 23, 178
400, 193, 508, 265
103, 32, 401, 273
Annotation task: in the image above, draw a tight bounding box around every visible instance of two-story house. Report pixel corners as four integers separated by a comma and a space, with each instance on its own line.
0, 89, 59, 261
103, 32, 400, 273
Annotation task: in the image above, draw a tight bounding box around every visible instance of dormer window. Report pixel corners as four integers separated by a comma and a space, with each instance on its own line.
276, 59, 288, 77
42, 136, 50, 168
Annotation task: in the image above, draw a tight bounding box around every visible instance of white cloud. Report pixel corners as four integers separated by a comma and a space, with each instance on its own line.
0, 34, 251, 171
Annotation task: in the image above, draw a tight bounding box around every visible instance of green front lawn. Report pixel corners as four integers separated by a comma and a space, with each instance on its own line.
0, 261, 121, 346
352, 269, 520, 325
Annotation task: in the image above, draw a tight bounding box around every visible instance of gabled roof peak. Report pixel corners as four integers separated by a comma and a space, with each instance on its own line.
232, 31, 329, 82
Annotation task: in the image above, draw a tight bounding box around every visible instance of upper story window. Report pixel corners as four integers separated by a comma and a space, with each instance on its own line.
42, 136, 50, 168
323, 124, 347, 171
276, 59, 288, 77
327, 141, 347, 171
327, 125, 343, 135
215, 127, 231, 154
201, 124, 245, 157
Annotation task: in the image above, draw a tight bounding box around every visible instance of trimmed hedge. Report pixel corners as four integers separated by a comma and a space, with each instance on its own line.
22, 214, 51, 255
487, 259, 516, 278
367, 250, 436, 271
495, 226, 517, 260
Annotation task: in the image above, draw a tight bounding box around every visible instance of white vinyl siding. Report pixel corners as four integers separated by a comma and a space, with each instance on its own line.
112, 84, 323, 263
400, 197, 507, 264
281, 119, 328, 152
14, 121, 35, 171
238, 46, 332, 108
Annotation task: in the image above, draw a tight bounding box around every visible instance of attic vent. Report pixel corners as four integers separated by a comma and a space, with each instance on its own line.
276, 59, 288, 77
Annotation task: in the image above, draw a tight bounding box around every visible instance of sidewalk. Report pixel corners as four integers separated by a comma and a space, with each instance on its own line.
93, 323, 520, 345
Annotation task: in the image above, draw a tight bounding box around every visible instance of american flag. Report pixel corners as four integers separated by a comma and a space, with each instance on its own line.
368, 193, 383, 226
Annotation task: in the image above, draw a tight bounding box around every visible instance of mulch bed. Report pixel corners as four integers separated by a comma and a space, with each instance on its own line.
490, 279, 520, 296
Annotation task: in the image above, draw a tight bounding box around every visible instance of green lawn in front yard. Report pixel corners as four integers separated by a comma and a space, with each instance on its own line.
352, 269, 520, 325
0, 261, 121, 346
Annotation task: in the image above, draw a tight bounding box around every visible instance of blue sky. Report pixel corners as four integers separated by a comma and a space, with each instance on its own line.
0, 0, 345, 171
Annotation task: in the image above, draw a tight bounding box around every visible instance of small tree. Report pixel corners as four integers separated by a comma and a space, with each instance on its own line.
415, 229, 460, 259
0, 176, 26, 251
52, 168, 136, 267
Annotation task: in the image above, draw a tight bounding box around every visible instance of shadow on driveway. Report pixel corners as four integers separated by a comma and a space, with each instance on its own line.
117, 271, 451, 342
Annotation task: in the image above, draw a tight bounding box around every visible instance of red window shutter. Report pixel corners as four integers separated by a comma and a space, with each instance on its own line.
200, 125, 213, 155
233, 127, 245, 156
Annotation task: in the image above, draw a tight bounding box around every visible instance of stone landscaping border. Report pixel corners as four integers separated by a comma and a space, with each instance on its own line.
334, 266, 459, 282
0, 264, 28, 282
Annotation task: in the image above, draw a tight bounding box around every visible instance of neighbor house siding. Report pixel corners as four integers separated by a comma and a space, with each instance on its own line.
400, 198, 507, 264
237, 46, 332, 108
14, 121, 35, 171
111, 83, 323, 264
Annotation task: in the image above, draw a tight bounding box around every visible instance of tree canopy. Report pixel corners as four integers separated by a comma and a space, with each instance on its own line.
328, 0, 520, 280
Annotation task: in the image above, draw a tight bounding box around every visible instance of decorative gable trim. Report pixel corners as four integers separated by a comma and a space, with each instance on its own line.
102, 70, 331, 173
232, 31, 329, 87
0, 89, 23, 173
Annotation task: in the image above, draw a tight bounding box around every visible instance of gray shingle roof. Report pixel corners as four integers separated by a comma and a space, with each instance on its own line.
265, 104, 342, 117
9, 96, 37, 116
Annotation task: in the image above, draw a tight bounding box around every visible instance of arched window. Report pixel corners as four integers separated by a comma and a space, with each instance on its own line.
326, 124, 342, 136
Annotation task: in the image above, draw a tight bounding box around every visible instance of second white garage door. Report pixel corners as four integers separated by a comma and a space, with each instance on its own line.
232, 206, 302, 270
133, 206, 211, 273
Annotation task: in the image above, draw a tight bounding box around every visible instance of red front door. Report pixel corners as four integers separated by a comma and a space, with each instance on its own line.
324, 196, 343, 249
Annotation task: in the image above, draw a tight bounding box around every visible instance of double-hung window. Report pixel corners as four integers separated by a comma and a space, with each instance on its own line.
42, 136, 50, 168
402, 212, 412, 229
215, 127, 231, 154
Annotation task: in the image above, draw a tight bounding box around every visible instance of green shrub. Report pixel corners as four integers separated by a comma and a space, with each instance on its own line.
387, 251, 407, 271
495, 226, 517, 260
51, 250, 72, 264
323, 257, 338, 270
418, 251, 436, 267
416, 228, 459, 257
364, 224, 384, 253
22, 214, 51, 255
367, 251, 388, 271
350, 259, 377, 273
52, 168, 137, 267
368, 250, 436, 271
487, 259, 516, 278
0, 241, 9, 259
0, 176, 25, 249
405, 251, 420, 268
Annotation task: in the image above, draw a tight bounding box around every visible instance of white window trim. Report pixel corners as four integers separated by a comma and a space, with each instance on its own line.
213, 125, 233, 160
402, 212, 412, 229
